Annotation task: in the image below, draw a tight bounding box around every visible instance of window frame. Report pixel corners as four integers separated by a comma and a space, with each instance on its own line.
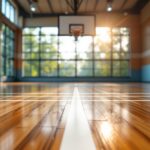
1, 24, 15, 77
22, 27, 131, 78
1, 0, 17, 24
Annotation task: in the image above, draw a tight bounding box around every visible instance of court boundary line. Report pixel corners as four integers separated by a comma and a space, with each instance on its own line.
1, 95, 150, 97
0, 100, 149, 102
60, 87, 96, 150
0, 93, 72, 95
0, 93, 150, 95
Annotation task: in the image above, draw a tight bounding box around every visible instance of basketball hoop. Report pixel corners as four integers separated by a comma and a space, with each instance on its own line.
59, 15, 95, 38
70, 29, 82, 41
69, 24, 84, 41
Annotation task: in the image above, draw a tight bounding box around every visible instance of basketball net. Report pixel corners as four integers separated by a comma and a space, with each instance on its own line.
70, 29, 82, 41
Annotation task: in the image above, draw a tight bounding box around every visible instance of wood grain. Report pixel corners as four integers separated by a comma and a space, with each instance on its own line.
0, 82, 150, 150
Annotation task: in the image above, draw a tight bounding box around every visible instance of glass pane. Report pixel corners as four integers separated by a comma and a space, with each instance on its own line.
31, 61, 39, 77
77, 52, 93, 59
41, 35, 58, 45
10, 30, 14, 38
96, 27, 111, 36
23, 36, 37, 43
113, 69, 120, 77
112, 28, 120, 35
23, 44, 31, 52
41, 43, 58, 53
95, 28, 111, 49
120, 52, 130, 59
23, 28, 40, 35
41, 27, 58, 35
41, 61, 57, 76
120, 61, 129, 69
6, 59, 14, 76
95, 28, 111, 59
1, 57, 5, 76
6, 59, 9, 76
7, 45, 14, 58
113, 61, 120, 69
112, 36, 121, 52
22, 53, 31, 59
31, 52, 39, 59
41, 36, 52, 43
22, 61, 31, 76
6, 1, 10, 18
94, 36, 111, 52
77, 61, 93, 76
121, 36, 129, 52
10, 61, 14, 72
10, 5, 15, 22
95, 52, 111, 59
113, 52, 120, 59
77, 36, 93, 52
2, 0, 6, 14
59, 61, 75, 77
59, 36, 75, 60
77, 36, 93, 59
112, 61, 120, 76
120, 69, 129, 76
40, 52, 57, 59
32, 43, 39, 52
120, 28, 129, 35
95, 61, 111, 76
5, 26, 10, 36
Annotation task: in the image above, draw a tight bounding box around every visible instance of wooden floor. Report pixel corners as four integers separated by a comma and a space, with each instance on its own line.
0, 82, 150, 150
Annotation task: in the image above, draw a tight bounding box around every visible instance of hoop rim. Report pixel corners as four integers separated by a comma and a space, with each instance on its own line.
70, 29, 82, 37
69, 24, 84, 36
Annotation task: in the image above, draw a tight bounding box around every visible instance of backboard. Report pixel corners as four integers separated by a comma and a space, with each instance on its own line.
58, 15, 95, 36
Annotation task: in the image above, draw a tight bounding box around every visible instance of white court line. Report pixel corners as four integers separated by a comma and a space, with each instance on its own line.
80, 96, 150, 97
1, 96, 150, 98
0, 93, 150, 95
0, 95, 150, 98
0, 100, 150, 102
0, 93, 72, 95
1, 94, 150, 97
0, 96, 72, 98
80, 93, 150, 94
60, 87, 96, 150
0, 96, 150, 98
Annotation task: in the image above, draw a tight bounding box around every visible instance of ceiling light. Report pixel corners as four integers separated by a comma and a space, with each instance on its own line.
107, 5, 112, 12
107, 0, 112, 12
30, 2, 37, 12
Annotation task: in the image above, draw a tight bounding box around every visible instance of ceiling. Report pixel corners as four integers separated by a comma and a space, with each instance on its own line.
14, 0, 150, 17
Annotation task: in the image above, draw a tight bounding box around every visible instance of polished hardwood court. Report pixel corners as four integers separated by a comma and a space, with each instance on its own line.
0, 83, 150, 150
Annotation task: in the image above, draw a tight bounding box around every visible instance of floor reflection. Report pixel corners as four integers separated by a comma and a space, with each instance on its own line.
0, 82, 150, 150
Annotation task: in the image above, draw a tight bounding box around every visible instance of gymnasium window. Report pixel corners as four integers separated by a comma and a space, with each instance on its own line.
112, 28, 130, 76
22, 27, 130, 78
22, 27, 58, 77
1, 0, 16, 23
0, 24, 15, 77
95, 27, 130, 77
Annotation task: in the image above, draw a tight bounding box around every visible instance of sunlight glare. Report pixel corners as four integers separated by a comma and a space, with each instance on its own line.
95, 45, 99, 52
59, 37, 75, 60
100, 53, 106, 59
122, 37, 129, 52
96, 27, 111, 43
100, 121, 112, 138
